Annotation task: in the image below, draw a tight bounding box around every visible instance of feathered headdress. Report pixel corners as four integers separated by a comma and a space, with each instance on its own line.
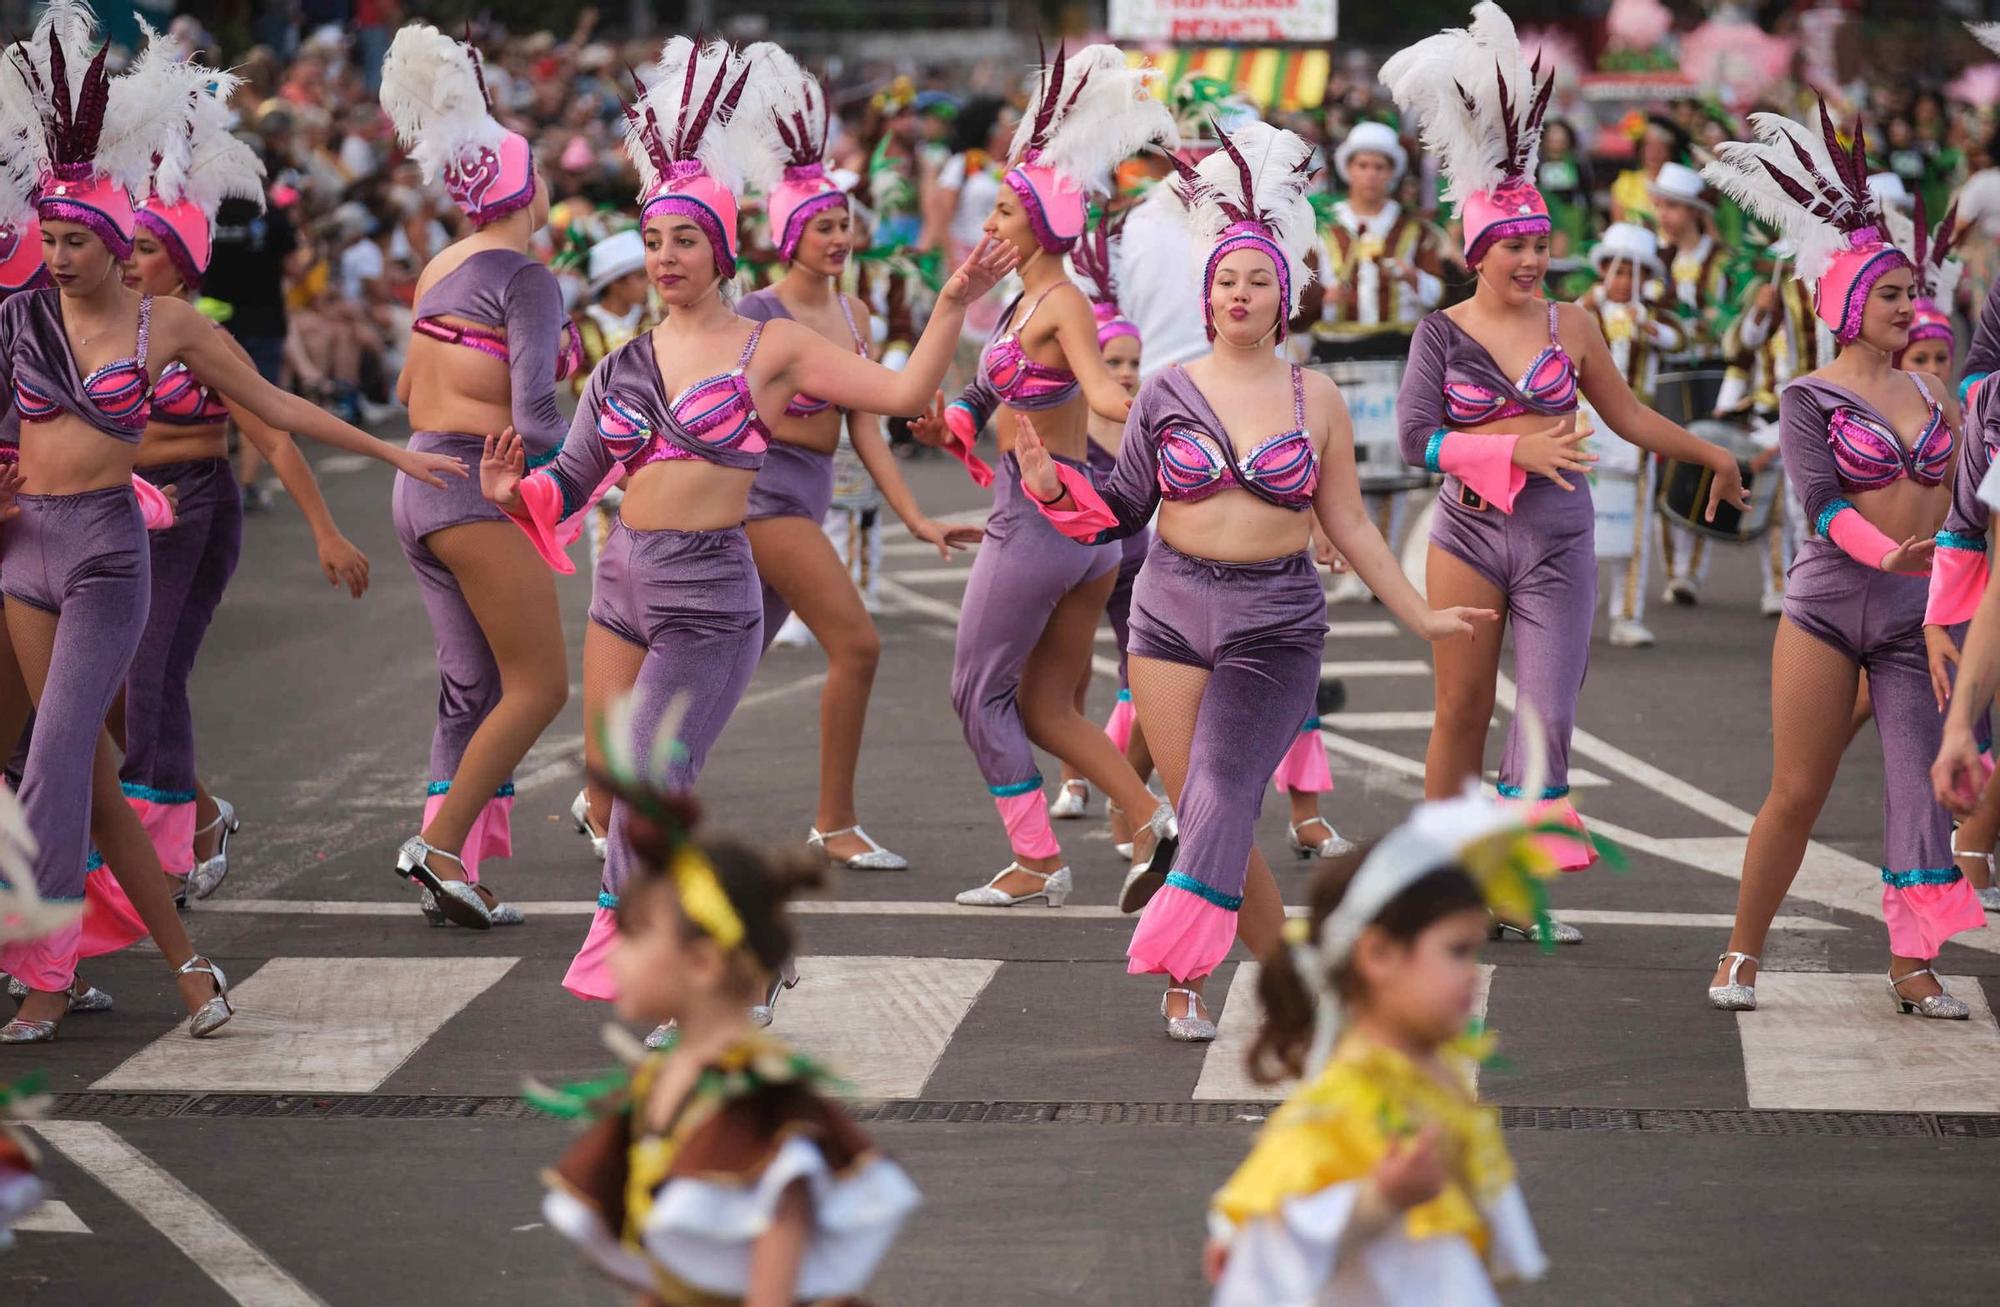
0, 47, 48, 295
1071, 207, 1139, 349
2, 0, 174, 258
621, 36, 755, 277
1003, 41, 1176, 253
1885, 194, 1964, 357
1162, 120, 1318, 342
380, 23, 537, 226
735, 42, 846, 262
1283, 707, 1610, 1077
1701, 103, 1910, 342
129, 25, 259, 290
1380, 2, 1555, 264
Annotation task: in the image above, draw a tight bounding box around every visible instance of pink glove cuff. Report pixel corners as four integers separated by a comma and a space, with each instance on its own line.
1031, 459, 1120, 540
1926, 543, 1988, 626
1825, 504, 1913, 572
1429, 431, 1526, 513
941, 406, 996, 489
133, 475, 174, 529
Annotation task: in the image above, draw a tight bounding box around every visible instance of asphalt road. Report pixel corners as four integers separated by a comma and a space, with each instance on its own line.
6, 430, 1999, 1306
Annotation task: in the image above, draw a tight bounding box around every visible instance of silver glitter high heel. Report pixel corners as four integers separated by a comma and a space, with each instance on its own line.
395, 837, 491, 930
1490, 915, 1583, 946
1288, 817, 1358, 860
1106, 800, 1134, 860
1951, 836, 2000, 912
750, 959, 801, 1028
570, 790, 607, 862
1708, 951, 1758, 1011
1160, 987, 1216, 1042
7, 976, 112, 1013
1049, 779, 1090, 819
1889, 966, 1970, 1020
955, 863, 1071, 907
1118, 802, 1180, 914
0, 987, 68, 1044
421, 882, 525, 928
177, 956, 234, 1038
187, 798, 240, 901
808, 825, 909, 871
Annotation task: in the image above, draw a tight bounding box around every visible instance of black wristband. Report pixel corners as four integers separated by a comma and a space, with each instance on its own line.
1030, 484, 1068, 507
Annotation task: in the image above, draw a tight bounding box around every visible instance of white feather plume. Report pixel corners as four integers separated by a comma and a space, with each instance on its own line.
1956, 169, 2000, 234
96, 23, 202, 197
1970, 22, 2000, 59
1008, 44, 1177, 197
1933, 248, 1965, 313
1701, 112, 1857, 284
623, 37, 750, 202
113, 21, 250, 213
1381, 2, 1543, 208
732, 42, 824, 195
1165, 121, 1319, 316
379, 23, 507, 187
0, 48, 41, 223
2, 0, 164, 197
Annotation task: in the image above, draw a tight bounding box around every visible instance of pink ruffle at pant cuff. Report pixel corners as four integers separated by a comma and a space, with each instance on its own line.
127, 797, 198, 878
1534, 797, 1598, 873
1882, 878, 1987, 957
422, 791, 515, 886
1104, 695, 1137, 753
995, 791, 1060, 860
1270, 727, 1333, 794
564, 906, 618, 1002
0, 920, 83, 992
80, 863, 149, 959
1126, 883, 1237, 980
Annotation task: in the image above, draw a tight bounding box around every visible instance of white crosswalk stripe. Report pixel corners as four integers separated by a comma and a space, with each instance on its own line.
775, 956, 1000, 1099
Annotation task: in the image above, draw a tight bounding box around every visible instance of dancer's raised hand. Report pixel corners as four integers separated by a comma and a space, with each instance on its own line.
939, 235, 1021, 306
481, 427, 527, 510
1012, 411, 1063, 504
907, 392, 951, 447
1880, 534, 1936, 576
909, 517, 984, 559
1511, 417, 1596, 490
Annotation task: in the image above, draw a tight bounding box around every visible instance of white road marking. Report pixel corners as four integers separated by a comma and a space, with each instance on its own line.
312, 455, 374, 476
92, 957, 517, 1094
773, 956, 998, 1099
1737, 972, 2000, 1113
1319, 660, 1430, 678
32, 1122, 326, 1306
1196, 963, 1494, 1101
736, 672, 830, 711
1317, 730, 1605, 789
188, 899, 1838, 930
884, 539, 973, 558
14, 1199, 89, 1234
1313, 711, 1444, 731
884, 566, 984, 585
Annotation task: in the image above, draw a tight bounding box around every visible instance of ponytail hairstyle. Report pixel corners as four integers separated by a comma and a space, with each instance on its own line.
1247, 846, 1485, 1084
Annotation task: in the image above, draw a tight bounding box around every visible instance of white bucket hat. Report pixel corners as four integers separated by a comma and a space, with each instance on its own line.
1334, 121, 1407, 185
1647, 160, 1713, 213
587, 228, 647, 295
1590, 221, 1663, 279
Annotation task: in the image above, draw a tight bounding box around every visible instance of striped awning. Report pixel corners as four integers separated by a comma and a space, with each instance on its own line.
1128, 46, 1333, 114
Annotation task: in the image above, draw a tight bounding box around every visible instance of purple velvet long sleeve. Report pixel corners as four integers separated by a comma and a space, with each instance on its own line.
531, 343, 629, 523
1397, 315, 1448, 467
1962, 276, 2000, 404
500, 261, 568, 453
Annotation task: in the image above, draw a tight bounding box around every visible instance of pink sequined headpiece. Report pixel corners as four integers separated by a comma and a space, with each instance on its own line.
625, 45, 754, 278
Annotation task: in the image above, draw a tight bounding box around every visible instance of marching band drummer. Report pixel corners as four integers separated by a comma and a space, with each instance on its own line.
1303, 120, 1447, 601
1650, 160, 1737, 607
1576, 223, 1685, 649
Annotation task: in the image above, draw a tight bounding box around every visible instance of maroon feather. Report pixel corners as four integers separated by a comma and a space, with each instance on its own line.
71, 41, 110, 162
1936, 201, 1963, 263
1215, 122, 1256, 224
46, 23, 69, 156
680, 46, 734, 163
465, 24, 494, 112
1527, 71, 1554, 147
1780, 129, 1845, 213
1816, 98, 1857, 199
624, 66, 671, 180
673, 37, 703, 158
1494, 64, 1520, 179
1755, 157, 1825, 214
715, 56, 754, 131
1030, 39, 1067, 154
1059, 62, 1090, 123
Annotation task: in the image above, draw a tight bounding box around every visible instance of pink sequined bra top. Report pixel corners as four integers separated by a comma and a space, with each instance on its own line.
12, 291, 152, 440
593, 324, 771, 473
409, 249, 585, 437
1154, 365, 1319, 509
735, 287, 867, 418
982, 288, 1081, 412
1438, 303, 1578, 427
1817, 372, 1953, 490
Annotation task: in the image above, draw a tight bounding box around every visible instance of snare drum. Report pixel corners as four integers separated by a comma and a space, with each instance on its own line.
1308, 352, 1431, 493
1653, 369, 1727, 426
1654, 419, 1778, 542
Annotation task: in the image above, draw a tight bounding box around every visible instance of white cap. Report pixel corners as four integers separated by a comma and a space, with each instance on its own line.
1335, 122, 1407, 185
1867, 171, 1914, 211
587, 229, 647, 295
1647, 160, 1713, 212
1591, 222, 1663, 278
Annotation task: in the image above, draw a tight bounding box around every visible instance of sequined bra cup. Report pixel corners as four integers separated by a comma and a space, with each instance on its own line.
150, 361, 231, 427
16, 294, 153, 435
594, 323, 771, 473
1827, 372, 1952, 490
983, 289, 1081, 412
1157, 365, 1318, 508
736, 288, 868, 419
1439, 303, 1578, 426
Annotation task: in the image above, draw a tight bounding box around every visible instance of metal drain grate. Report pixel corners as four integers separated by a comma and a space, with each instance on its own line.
42, 1092, 2000, 1138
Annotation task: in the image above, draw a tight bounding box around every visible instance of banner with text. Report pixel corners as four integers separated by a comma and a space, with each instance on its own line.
1110, 0, 1337, 44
